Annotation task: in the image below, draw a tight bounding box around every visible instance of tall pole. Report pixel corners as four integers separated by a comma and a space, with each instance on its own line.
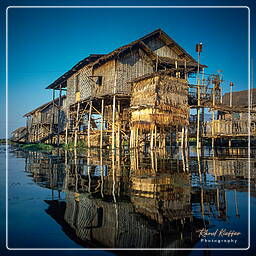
230, 82, 234, 107
100, 98, 104, 149
112, 60, 117, 150
229, 82, 234, 147
196, 43, 202, 149
88, 101, 92, 148
57, 84, 62, 146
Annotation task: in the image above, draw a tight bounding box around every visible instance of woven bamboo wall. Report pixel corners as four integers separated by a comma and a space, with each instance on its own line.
92, 59, 116, 97
66, 66, 93, 106
116, 49, 154, 95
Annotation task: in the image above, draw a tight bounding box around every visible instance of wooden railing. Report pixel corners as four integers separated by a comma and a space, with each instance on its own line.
202, 120, 256, 137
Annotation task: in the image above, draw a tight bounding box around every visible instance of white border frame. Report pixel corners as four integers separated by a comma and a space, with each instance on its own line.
5, 5, 251, 251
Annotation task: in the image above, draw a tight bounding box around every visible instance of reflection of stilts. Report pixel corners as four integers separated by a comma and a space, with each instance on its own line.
182, 147, 186, 172
74, 149, 78, 193
225, 189, 228, 218
216, 187, 220, 215
112, 151, 116, 204
100, 150, 104, 198
64, 150, 69, 190
197, 147, 202, 183
234, 190, 240, 217
201, 187, 205, 227
87, 150, 91, 193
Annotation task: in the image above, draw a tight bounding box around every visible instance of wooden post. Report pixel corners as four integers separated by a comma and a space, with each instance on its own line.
212, 112, 215, 149
176, 125, 179, 147
150, 128, 154, 150
212, 87, 215, 149
51, 89, 55, 144
112, 95, 116, 150
130, 128, 133, 149
181, 126, 184, 149
57, 84, 62, 146
154, 125, 157, 148
117, 100, 121, 148
65, 110, 69, 145
100, 99, 104, 149
136, 128, 139, 148
74, 102, 80, 148
184, 126, 188, 149
100, 150, 104, 198
88, 101, 92, 148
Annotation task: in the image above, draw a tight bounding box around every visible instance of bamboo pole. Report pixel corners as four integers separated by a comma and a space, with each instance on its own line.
117, 100, 121, 148
150, 128, 154, 150
100, 99, 104, 149
65, 110, 69, 145
196, 49, 201, 149
154, 125, 157, 148
112, 95, 116, 150
181, 127, 184, 149
50, 89, 55, 144
100, 150, 104, 198
57, 84, 62, 146
212, 87, 215, 149
136, 128, 139, 148
74, 102, 80, 148
184, 126, 188, 150
88, 101, 92, 148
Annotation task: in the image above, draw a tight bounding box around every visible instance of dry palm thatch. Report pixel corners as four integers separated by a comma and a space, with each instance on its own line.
130, 72, 189, 130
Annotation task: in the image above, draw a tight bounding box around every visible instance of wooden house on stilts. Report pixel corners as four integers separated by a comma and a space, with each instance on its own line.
45, 29, 204, 149
24, 96, 66, 144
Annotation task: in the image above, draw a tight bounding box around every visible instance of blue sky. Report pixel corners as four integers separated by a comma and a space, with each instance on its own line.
0, 0, 255, 138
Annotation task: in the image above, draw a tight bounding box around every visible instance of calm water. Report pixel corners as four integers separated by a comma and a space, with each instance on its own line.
1, 144, 256, 255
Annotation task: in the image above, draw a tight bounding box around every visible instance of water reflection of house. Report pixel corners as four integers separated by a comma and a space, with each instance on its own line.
130, 153, 192, 224
25, 151, 66, 191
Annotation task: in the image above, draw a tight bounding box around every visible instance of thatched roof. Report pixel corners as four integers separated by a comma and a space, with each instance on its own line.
23, 95, 66, 117
222, 88, 256, 108
46, 29, 206, 90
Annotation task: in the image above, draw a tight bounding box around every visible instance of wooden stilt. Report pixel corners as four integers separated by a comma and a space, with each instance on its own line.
154, 125, 157, 148
88, 101, 92, 148
162, 130, 166, 149
181, 127, 184, 149
130, 128, 133, 149
117, 100, 121, 148
51, 89, 55, 144
150, 128, 154, 150
136, 128, 139, 148
100, 99, 104, 149
212, 110, 215, 149
184, 126, 188, 149
169, 127, 172, 149
74, 102, 80, 148
112, 95, 116, 150
176, 125, 179, 147
196, 108, 200, 149
65, 110, 69, 145
57, 84, 62, 146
